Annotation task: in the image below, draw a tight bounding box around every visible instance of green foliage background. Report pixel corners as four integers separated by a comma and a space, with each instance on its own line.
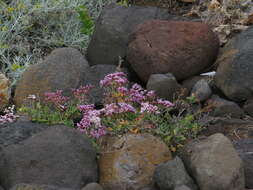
0, 0, 113, 85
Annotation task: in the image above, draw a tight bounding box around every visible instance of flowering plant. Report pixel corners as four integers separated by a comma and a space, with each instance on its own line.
0, 105, 19, 125
20, 72, 201, 148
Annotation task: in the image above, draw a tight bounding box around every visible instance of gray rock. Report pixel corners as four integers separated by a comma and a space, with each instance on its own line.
215, 25, 253, 101
14, 48, 89, 107
86, 3, 186, 66
147, 73, 186, 101
243, 98, 253, 117
0, 186, 4, 190
181, 76, 207, 93
0, 126, 97, 189
174, 185, 192, 190
154, 156, 197, 190
10, 183, 74, 190
191, 79, 212, 102
0, 119, 49, 149
81, 183, 103, 190
234, 139, 253, 188
206, 95, 244, 118
181, 133, 245, 190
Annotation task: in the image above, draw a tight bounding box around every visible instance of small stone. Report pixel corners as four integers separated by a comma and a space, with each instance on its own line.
191, 79, 212, 102
181, 76, 207, 92
147, 73, 187, 101
154, 156, 197, 190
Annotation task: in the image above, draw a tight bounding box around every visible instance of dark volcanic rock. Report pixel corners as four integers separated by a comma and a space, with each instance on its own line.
146, 73, 186, 101
191, 79, 212, 102
205, 95, 244, 118
215, 25, 253, 101
0, 119, 49, 149
0, 126, 97, 189
10, 183, 74, 190
87, 3, 187, 66
127, 20, 219, 82
181, 133, 245, 190
234, 139, 253, 188
154, 156, 197, 190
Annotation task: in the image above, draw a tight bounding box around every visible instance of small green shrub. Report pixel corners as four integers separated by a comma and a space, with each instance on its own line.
77, 5, 94, 36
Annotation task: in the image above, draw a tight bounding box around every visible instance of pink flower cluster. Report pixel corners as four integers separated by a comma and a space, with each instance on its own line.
40, 72, 174, 139
100, 72, 128, 87
0, 105, 19, 124
140, 102, 160, 114
77, 104, 106, 139
44, 90, 69, 105
102, 103, 136, 116
72, 85, 93, 103
157, 99, 174, 107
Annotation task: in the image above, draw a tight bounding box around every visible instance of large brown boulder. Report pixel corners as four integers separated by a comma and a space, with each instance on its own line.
99, 133, 172, 190
86, 3, 189, 66
14, 48, 89, 107
127, 20, 219, 82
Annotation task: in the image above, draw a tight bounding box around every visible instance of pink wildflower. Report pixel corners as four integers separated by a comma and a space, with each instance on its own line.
72, 85, 93, 102
78, 104, 95, 112
129, 84, 146, 103
117, 87, 128, 95
157, 99, 174, 108
146, 90, 156, 100
140, 102, 160, 114
0, 105, 19, 124
100, 72, 128, 87
44, 90, 69, 105
77, 109, 106, 139
102, 103, 136, 116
